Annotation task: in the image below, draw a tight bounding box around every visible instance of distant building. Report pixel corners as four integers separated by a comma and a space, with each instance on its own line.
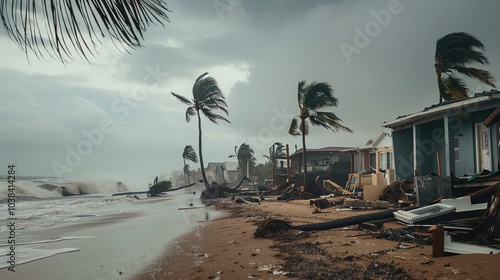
289, 146, 353, 186
205, 162, 239, 184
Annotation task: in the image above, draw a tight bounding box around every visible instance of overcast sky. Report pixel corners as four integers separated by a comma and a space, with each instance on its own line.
1, 0, 499, 188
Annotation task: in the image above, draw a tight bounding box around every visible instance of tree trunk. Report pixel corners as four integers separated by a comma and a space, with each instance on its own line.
197, 112, 210, 189
301, 122, 307, 187
183, 158, 190, 184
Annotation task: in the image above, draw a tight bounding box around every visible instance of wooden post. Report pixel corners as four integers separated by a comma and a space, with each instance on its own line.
286, 144, 291, 181
436, 151, 441, 176
430, 225, 445, 257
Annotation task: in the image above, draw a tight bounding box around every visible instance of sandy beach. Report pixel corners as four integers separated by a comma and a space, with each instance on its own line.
134, 197, 500, 280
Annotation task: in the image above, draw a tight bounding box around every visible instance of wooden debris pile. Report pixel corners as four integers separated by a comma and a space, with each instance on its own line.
265, 178, 339, 200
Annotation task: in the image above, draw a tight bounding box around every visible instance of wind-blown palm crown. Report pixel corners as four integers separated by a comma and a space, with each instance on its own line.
182, 145, 198, 164
434, 32, 496, 102
1, 0, 171, 62
289, 80, 352, 185
171, 72, 230, 189
182, 145, 198, 184
229, 142, 256, 177
289, 81, 352, 136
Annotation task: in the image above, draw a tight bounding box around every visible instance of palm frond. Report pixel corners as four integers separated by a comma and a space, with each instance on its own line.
200, 107, 230, 124
436, 32, 485, 59
297, 80, 307, 108
185, 106, 197, 122
1, 0, 171, 62
288, 117, 301, 136
304, 82, 337, 109
440, 75, 469, 100
171, 92, 193, 106
453, 66, 496, 88
192, 72, 209, 94
310, 111, 353, 133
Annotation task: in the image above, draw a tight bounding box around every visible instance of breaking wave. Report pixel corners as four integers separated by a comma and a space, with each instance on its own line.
0, 178, 129, 202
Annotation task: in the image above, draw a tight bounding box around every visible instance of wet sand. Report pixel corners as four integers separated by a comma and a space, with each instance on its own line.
134, 197, 500, 280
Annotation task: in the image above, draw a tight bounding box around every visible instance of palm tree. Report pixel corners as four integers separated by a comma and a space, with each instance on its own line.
228, 142, 256, 178
0, 1, 171, 62
171, 72, 230, 189
182, 145, 198, 184
289, 80, 352, 186
263, 142, 286, 167
435, 32, 496, 102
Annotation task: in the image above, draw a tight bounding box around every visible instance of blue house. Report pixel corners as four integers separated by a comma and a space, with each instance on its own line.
383, 90, 500, 185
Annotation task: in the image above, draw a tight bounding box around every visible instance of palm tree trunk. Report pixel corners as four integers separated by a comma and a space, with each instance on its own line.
435, 66, 443, 103
197, 112, 210, 189
302, 129, 307, 187
183, 158, 190, 184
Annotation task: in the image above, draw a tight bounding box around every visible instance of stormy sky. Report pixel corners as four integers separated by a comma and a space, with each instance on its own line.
1, 0, 499, 187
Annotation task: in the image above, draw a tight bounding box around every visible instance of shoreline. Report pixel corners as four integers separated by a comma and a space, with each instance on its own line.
134, 197, 500, 280
134, 199, 284, 280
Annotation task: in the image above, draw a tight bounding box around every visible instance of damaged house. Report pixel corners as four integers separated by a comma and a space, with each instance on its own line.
341, 132, 397, 200
383, 90, 500, 205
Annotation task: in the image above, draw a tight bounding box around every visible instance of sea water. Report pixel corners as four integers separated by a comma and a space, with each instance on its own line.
0, 177, 219, 280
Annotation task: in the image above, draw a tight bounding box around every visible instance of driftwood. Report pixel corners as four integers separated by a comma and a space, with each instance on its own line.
112, 182, 195, 197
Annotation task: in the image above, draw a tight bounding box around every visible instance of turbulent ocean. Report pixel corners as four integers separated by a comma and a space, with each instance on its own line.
0, 176, 218, 280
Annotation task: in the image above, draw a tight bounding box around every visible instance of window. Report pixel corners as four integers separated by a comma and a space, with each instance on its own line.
379, 151, 394, 170
454, 137, 459, 161
379, 153, 387, 170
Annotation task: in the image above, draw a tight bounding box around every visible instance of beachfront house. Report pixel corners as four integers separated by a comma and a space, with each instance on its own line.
383, 90, 500, 204
289, 146, 352, 187
341, 132, 396, 188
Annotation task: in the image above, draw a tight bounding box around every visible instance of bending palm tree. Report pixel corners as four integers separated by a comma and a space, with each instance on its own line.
172, 72, 230, 189
1, 1, 171, 62
182, 145, 198, 184
228, 142, 256, 178
435, 32, 496, 102
289, 80, 352, 186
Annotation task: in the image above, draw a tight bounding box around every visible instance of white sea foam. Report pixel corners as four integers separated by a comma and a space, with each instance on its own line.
0, 177, 131, 201
0, 246, 80, 270
0, 178, 214, 277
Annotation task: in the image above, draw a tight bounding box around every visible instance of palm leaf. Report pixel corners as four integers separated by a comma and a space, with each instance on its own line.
171, 92, 193, 106
185, 106, 196, 122
441, 76, 469, 100
182, 145, 198, 163
288, 117, 301, 136
1, 0, 171, 62
453, 66, 496, 88
200, 107, 230, 124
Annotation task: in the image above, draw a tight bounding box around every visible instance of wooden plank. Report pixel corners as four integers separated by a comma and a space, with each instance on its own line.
324, 179, 352, 194
484, 106, 500, 127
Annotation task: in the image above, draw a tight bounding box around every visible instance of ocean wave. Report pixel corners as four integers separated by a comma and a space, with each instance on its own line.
0, 179, 130, 201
